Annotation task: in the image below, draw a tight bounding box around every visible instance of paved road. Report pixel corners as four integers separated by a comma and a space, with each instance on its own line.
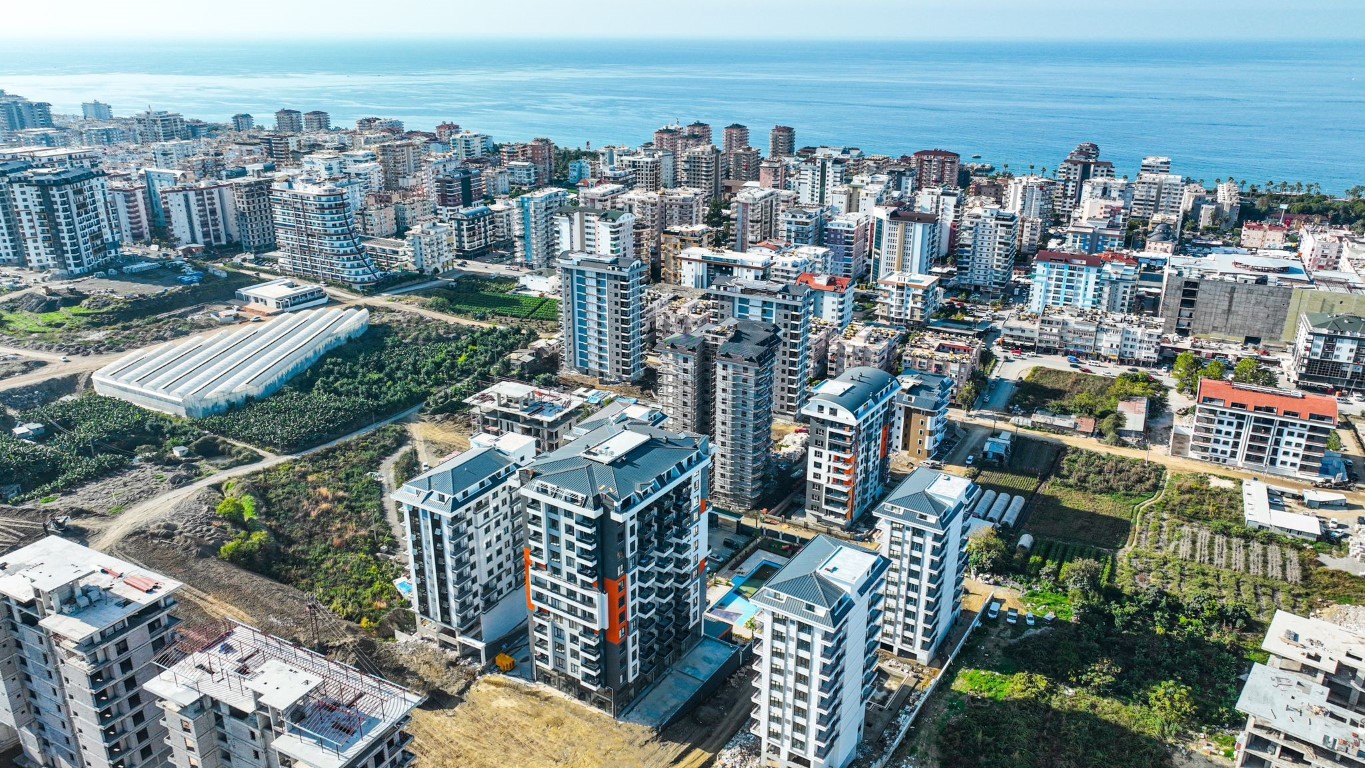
88, 403, 424, 553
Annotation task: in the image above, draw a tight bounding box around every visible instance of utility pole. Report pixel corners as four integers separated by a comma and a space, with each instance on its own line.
305, 602, 322, 652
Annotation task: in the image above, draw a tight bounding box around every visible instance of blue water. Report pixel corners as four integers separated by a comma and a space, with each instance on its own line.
2, 39, 1362, 191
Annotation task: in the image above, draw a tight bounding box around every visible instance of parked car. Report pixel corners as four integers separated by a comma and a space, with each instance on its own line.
1066, 356, 1080, 364
1025, 612, 1036, 626
1043, 612, 1057, 624
1128, 367, 1140, 373
1006, 608, 1019, 625
1079, 367, 1093, 374
966, 454, 976, 466
921, 459, 944, 470
987, 601, 1001, 620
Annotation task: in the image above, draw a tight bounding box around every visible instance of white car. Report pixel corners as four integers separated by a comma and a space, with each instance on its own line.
966, 454, 976, 466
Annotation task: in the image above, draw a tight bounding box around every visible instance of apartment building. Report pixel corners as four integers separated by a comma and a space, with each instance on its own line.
133, 110, 187, 144
911, 149, 960, 190
514, 188, 570, 269
107, 181, 151, 246
0, 537, 182, 768
731, 184, 781, 251
230, 178, 276, 253
274, 108, 303, 133
782, 206, 826, 247
874, 469, 975, 663
796, 273, 855, 328
271, 180, 381, 285
955, 205, 1018, 295
162, 181, 238, 248
901, 334, 982, 392
876, 272, 941, 327
432, 167, 486, 215
520, 422, 713, 715
870, 207, 938, 279
1055, 142, 1115, 211
396, 432, 537, 660
1178, 379, 1336, 479
1299, 228, 1352, 272
894, 372, 954, 460
750, 535, 888, 768
708, 278, 814, 420
827, 323, 904, 379
797, 148, 856, 207
554, 206, 635, 260
146, 622, 422, 768
1027, 250, 1139, 314
374, 141, 422, 191
679, 145, 722, 200
559, 252, 646, 383
914, 187, 961, 259
769, 125, 796, 158
1291, 313, 1365, 394
1234, 611, 1365, 768
769, 247, 830, 285
823, 212, 870, 280
463, 381, 588, 453
2, 165, 118, 276
801, 367, 902, 527
1001, 309, 1162, 364
1131, 171, 1186, 220
302, 110, 331, 132
709, 320, 781, 510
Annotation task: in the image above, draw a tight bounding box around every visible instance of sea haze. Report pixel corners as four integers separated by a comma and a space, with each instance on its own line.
2, 38, 1361, 190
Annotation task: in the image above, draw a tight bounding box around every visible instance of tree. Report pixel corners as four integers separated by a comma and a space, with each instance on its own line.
1233, 358, 1278, 387
1059, 557, 1104, 605
966, 528, 1007, 574
1328, 430, 1343, 452
1172, 352, 1200, 394
1148, 680, 1196, 736
1198, 359, 1227, 385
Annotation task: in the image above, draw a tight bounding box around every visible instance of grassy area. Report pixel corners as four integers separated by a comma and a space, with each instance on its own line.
973, 436, 1061, 497
0, 271, 254, 352
0, 394, 205, 499
1010, 367, 1113, 413
218, 426, 407, 627
198, 319, 536, 451
1023, 449, 1164, 550
418, 277, 560, 322
918, 588, 1251, 768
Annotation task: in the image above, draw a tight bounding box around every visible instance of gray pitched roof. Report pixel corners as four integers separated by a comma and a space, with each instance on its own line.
750, 535, 884, 629
876, 468, 976, 529
393, 446, 514, 513
809, 367, 897, 412
1306, 313, 1365, 335
523, 422, 706, 509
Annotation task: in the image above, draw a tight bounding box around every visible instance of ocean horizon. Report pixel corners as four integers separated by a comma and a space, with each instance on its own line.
2, 38, 1362, 191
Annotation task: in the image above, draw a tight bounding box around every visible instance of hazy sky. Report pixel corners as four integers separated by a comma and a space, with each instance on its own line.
3, 0, 1363, 40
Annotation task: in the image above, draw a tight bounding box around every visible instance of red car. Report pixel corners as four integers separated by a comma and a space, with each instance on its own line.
1079, 367, 1093, 373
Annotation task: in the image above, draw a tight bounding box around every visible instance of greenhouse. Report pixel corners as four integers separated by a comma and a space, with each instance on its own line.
93, 307, 369, 418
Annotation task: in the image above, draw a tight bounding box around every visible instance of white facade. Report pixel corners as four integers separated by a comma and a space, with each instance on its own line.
732, 184, 781, 250
396, 433, 537, 661
871, 207, 938, 278
271, 180, 381, 285
162, 181, 239, 248
676, 247, 771, 289
514, 187, 570, 269
0, 537, 183, 768
750, 535, 888, 768
5, 166, 118, 276
559, 252, 646, 383
876, 271, 941, 326
1027, 250, 1139, 314
956, 205, 1018, 294
554, 206, 636, 261
875, 469, 975, 663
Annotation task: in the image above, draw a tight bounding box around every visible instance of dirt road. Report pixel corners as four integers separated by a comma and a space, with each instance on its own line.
88, 403, 423, 552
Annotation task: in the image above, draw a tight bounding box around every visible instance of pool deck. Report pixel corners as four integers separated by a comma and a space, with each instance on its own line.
704, 551, 791, 638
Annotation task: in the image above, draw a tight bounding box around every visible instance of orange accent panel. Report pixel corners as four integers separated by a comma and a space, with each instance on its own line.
604, 573, 629, 645
523, 548, 536, 612
699, 558, 707, 576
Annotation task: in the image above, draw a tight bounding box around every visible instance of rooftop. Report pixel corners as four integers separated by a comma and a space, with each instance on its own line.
805, 367, 899, 415
521, 422, 708, 510
1304, 313, 1365, 335
876, 469, 977, 529
750, 535, 884, 629
1196, 379, 1337, 423
463, 381, 586, 423
0, 536, 182, 646
146, 622, 422, 768
1242, 480, 1323, 538
393, 433, 535, 514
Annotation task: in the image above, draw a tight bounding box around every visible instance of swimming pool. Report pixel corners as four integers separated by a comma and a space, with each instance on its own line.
707, 559, 784, 628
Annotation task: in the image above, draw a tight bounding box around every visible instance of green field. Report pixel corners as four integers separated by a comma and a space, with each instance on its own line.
973, 435, 1061, 497
418, 277, 560, 322
1023, 449, 1165, 550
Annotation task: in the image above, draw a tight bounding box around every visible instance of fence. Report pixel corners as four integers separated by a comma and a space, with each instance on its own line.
861, 590, 994, 768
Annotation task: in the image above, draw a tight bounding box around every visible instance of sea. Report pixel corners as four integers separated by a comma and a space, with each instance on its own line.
1, 39, 1362, 191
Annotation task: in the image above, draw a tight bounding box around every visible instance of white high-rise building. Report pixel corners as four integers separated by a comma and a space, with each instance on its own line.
271, 180, 381, 285
162, 181, 239, 248
0, 537, 183, 768
146, 622, 423, 768
1132, 171, 1186, 220
797, 148, 856, 207
679, 144, 722, 200
876, 271, 941, 326
801, 367, 902, 527
559, 252, 646, 383
870, 206, 938, 278
521, 421, 713, 715
913, 187, 961, 259
513, 187, 570, 269
5, 166, 119, 276
397, 432, 538, 661
956, 205, 1018, 295
875, 468, 975, 663
554, 206, 636, 260
750, 535, 888, 768
1027, 250, 1139, 314
731, 184, 781, 250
